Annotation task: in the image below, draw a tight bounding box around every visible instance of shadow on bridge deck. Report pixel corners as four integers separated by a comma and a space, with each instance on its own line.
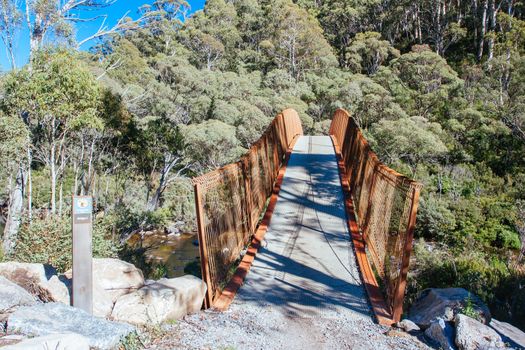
235, 135, 371, 320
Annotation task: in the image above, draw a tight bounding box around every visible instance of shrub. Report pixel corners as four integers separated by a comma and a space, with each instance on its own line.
408, 239, 524, 330
10, 215, 121, 272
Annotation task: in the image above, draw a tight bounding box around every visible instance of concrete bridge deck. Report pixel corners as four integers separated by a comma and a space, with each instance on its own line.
236, 135, 371, 319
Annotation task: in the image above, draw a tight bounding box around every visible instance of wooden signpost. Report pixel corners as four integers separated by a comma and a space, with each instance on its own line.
72, 195, 93, 314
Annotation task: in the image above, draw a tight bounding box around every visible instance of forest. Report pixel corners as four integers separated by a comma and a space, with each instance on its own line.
0, 0, 524, 329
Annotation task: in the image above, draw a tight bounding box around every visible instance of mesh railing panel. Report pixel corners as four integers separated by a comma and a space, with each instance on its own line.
330, 109, 421, 321
193, 109, 303, 305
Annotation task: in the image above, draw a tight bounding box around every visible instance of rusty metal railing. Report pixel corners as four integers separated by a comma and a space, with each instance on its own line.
193, 109, 303, 307
330, 108, 422, 323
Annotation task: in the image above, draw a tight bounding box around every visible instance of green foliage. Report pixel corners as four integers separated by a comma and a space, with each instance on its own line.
3, 49, 102, 130
11, 215, 121, 273
377, 45, 463, 120
461, 293, 480, 320
0, 112, 28, 171
409, 240, 525, 330
0, 0, 524, 332
0, 112, 28, 193
369, 116, 448, 169
181, 119, 245, 170
149, 263, 168, 280
119, 332, 143, 350
345, 32, 399, 75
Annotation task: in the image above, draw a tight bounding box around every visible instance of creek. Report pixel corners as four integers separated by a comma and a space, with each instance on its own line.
126, 231, 200, 278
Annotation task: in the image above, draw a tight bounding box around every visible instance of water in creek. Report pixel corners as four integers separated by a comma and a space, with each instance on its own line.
127, 231, 200, 279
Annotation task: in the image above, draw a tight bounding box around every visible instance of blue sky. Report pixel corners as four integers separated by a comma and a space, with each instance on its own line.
0, 0, 206, 71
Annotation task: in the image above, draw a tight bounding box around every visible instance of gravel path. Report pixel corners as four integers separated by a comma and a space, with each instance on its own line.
147, 136, 431, 350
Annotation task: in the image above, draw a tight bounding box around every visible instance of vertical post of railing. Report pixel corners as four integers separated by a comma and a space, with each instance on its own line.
194, 182, 212, 308
392, 185, 421, 322
282, 113, 289, 148
361, 164, 378, 243
241, 158, 254, 236
272, 125, 280, 177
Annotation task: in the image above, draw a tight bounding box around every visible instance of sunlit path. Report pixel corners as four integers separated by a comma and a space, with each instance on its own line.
237, 136, 370, 319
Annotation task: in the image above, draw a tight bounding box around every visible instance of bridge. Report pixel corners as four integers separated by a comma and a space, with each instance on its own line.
192, 109, 422, 326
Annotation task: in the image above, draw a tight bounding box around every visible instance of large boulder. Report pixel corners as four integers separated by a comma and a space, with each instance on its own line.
490, 319, 525, 349
0, 262, 69, 304
2, 333, 89, 350
111, 275, 206, 325
65, 258, 145, 317
424, 318, 456, 350
455, 314, 504, 350
409, 288, 491, 329
0, 276, 37, 313
7, 302, 134, 350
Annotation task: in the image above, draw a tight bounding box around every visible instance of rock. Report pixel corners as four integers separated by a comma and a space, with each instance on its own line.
7, 302, 134, 350
0, 262, 70, 304
490, 319, 525, 349
111, 275, 206, 325
167, 232, 181, 239
2, 333, 90, 350
396, 319, 420, 332
385, 329, 410, 338
166, 221, 185, 235
166, 225, 181, 236
0, 276, 37, 313
65, 258, 144, 317
409, 288, 491, 329
455, 314, 504, 350
424, 318, 456, 350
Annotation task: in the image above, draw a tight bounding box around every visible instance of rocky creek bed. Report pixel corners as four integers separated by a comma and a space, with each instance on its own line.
126, 230, 201, 279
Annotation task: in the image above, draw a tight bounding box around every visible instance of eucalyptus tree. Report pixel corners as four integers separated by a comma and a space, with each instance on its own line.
265, 0, 337, 80
0, 0, 22, 69
369, 116, 448, 174
181, 120, 243, 171
377, 45, 463, 120
0, 111, 28, 254
345, 31, 399, 74
180, 0, 240, 70
2, 50, 102, 215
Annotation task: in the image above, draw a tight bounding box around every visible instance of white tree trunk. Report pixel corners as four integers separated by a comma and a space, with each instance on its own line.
3, 167, 24, 255
58, 180, 63, 217
27, 146, 32, 223
50, 147, 56, 215
477, 0, 488, 61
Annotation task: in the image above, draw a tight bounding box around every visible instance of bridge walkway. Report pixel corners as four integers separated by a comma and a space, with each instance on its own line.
236, 135, 371, 320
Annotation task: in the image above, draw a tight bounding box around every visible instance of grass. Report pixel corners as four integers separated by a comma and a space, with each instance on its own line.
461, 293, 480, 320
119, 332, 143, 350
119, 324, 172, 350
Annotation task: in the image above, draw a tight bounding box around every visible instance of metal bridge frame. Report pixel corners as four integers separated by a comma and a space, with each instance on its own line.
193, 108, 421, 325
